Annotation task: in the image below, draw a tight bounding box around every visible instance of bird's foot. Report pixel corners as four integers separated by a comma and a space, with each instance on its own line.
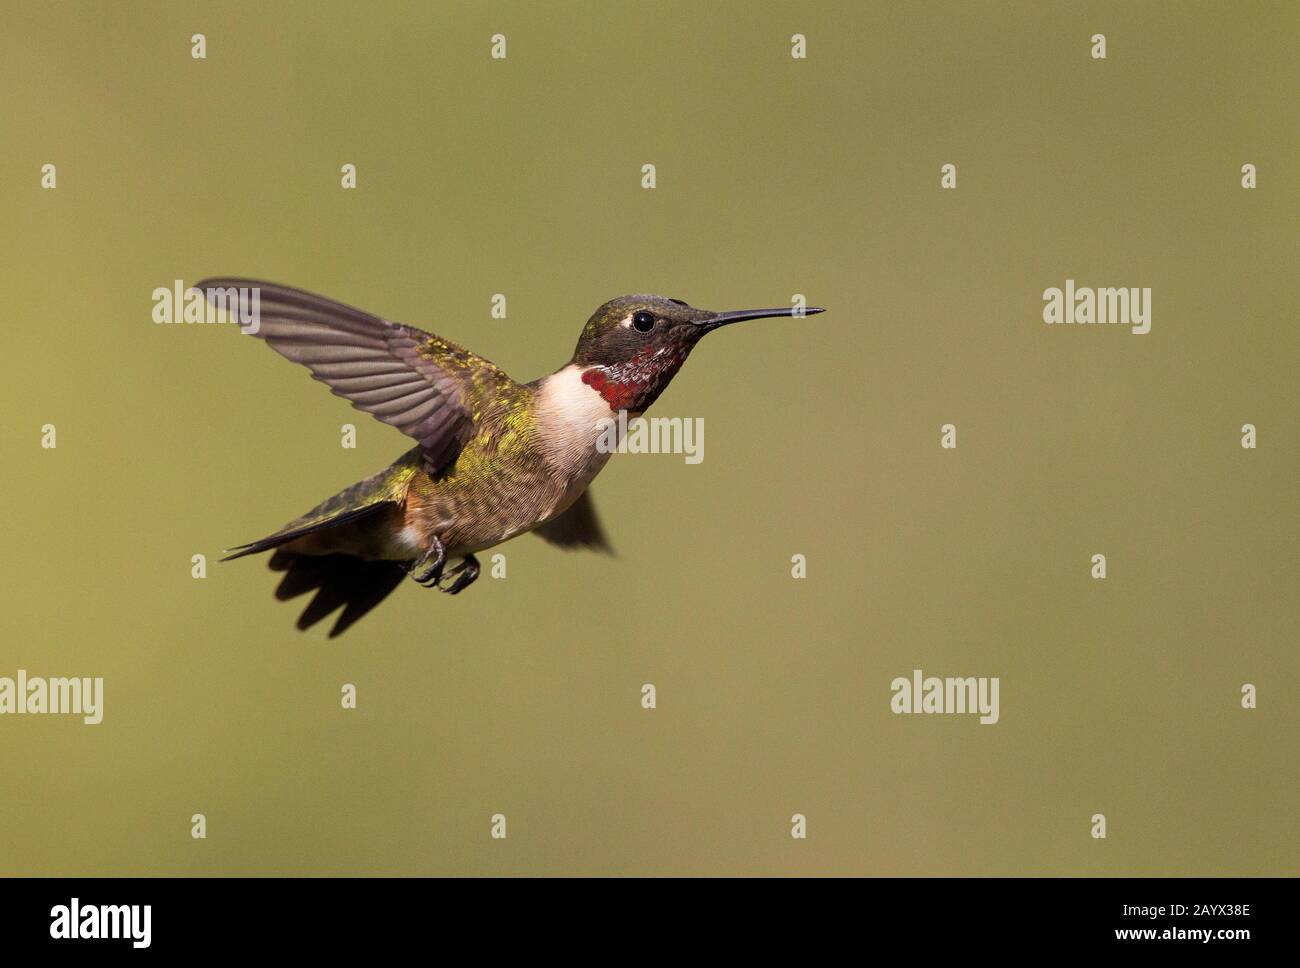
409, 537, 446, 587
437, 554, 480, 595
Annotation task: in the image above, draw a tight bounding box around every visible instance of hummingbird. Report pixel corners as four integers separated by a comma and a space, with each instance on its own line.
198, 279, 824, 637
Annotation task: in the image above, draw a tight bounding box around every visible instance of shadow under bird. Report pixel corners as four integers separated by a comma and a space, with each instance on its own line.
199, 279, 825, 636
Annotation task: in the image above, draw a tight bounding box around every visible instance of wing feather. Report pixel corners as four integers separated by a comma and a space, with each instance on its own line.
198, 278, 515, 474
533, 490, 613, 553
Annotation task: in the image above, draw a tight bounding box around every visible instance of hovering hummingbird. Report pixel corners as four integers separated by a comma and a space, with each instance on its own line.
199, 279, 824, 636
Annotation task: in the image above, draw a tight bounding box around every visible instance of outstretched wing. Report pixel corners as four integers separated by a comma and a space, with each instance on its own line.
198, 278, 517, 474
533, 490, 613, 553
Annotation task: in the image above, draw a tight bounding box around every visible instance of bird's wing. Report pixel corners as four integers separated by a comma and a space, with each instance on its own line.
533, 489, 613, 553
199, 278, 520, 474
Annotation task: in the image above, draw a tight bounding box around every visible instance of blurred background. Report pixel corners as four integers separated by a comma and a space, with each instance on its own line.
0, 0, 1295, 875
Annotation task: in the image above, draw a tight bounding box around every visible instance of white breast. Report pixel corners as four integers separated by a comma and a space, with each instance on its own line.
533, 364, 621, 519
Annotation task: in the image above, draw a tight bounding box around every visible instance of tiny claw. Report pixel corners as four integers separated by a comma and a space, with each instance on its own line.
438, 554, 480, 595
409, 536, 447, 587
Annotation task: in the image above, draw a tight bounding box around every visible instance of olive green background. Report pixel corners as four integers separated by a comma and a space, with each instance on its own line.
1, 0, 1296, 876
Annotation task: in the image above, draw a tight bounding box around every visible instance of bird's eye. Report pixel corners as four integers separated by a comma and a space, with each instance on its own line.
632, 311, 656, 332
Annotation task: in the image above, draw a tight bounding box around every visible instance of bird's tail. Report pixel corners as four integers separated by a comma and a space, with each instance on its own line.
221, 453, 422, 636
267, 549, 407, 638
223, 502, 394, 561
221, 453, 419, 562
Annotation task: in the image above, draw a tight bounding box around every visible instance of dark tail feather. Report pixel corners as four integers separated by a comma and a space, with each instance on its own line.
268, 550, 407, 638
222, 503, 391, 562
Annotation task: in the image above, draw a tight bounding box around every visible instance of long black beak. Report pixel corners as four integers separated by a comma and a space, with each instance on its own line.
698, 306, 826, 331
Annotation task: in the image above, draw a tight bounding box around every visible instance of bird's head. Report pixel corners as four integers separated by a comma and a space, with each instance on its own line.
570, 294, 824, 412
